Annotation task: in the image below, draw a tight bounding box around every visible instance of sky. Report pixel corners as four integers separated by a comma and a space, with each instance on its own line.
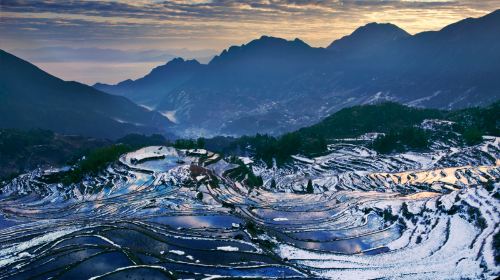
1, 0, 499, 84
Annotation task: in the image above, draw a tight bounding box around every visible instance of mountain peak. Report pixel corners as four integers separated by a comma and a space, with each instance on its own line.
327, 22, 410, 50
362, 22, 405, 30
209, 35, 311, 65
144, 57, 201, 79
164, 57, 200, 67
249, 35, 310, 48
168, 57, 185, 63
93, 56, 204, 107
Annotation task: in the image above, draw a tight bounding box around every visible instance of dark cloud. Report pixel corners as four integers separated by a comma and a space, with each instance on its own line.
2, 0, 496, 21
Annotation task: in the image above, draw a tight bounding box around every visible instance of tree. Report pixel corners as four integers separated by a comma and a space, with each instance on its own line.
196, 137, 206, 148
372, 127, 429, 154
463, 128, 483, 146
372, 133, 397, 154
174, 139, 196, 149
61, 144, 133, 185
306, 179, 314, 194
270, 178, 277, 189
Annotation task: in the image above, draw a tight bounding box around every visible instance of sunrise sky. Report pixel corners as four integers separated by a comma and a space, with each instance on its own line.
1, 0, 498, 84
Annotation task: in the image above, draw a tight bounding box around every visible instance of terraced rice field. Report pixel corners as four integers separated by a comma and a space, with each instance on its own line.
1, 138, 499, 279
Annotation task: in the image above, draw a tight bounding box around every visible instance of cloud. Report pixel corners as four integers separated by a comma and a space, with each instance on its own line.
1, 1, 496, 18
1, 1, 497, 50
1, 0, 497, 83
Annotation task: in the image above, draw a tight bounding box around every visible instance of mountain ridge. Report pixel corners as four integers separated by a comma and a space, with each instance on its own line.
0, 50, 174, 139
92, 9, 500, 136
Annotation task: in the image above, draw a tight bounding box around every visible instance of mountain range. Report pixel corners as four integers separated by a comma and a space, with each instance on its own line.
0, 50, 173, 139
95, 9, 500, 137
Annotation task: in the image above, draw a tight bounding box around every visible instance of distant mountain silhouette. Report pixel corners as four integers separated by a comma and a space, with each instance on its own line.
327, 22, 410, 52
94, 57, 203, 108
208, 36, 320, 82
155, 36, 326, 135
0, 50, 173, 139
94, 10, 500, 137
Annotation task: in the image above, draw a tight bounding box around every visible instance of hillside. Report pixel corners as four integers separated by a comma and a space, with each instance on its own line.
0, 50, 173, 139
0, 129, 168, 180
204, 102, 499, 164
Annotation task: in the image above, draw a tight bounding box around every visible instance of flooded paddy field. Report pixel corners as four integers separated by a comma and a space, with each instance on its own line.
1, 139, 499, 279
